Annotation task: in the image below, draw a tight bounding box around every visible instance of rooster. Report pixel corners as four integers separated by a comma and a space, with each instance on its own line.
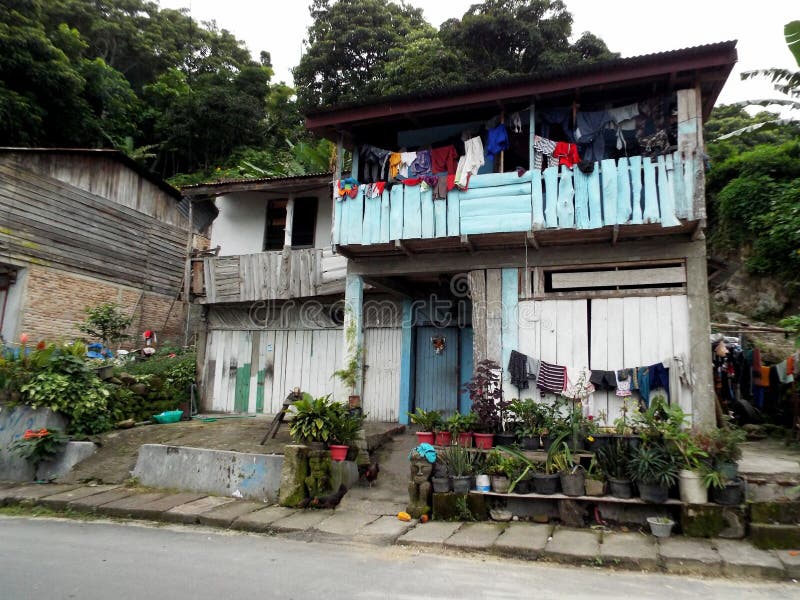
363, 462, 380, 487
309, 484, 348, 509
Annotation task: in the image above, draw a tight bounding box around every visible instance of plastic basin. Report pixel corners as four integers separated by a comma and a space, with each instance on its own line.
153, 410, 183, 424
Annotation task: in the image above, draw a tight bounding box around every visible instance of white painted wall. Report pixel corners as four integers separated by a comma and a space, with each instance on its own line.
211, 192, 267, 256
210, 190, 332, 256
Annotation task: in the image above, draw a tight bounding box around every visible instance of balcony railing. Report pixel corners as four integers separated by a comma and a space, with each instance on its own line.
192, 248, 346, 304
333, 151, 702, 250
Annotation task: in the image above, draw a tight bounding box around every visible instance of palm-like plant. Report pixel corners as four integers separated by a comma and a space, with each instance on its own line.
740, 21, 800, 110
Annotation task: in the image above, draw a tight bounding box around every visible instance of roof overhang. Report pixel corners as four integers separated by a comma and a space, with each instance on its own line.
180, 173, 333, 198
305, 41, 737, 148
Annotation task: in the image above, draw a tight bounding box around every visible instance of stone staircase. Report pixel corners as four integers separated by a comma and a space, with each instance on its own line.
750, 500, 800, 550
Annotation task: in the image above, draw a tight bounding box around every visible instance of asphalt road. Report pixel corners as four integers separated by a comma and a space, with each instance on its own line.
0, 516, 796, 600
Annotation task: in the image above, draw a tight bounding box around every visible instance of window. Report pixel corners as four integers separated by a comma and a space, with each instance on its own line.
263, 199, 287, 251
291, 197, 318, 248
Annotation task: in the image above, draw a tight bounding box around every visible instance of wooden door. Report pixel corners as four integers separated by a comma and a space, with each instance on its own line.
415, 327, 459, 417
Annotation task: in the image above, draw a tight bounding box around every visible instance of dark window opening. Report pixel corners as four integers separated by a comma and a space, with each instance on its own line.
263, 199, 287, 251
291, 197, 318, 248
539, 262, 685, 294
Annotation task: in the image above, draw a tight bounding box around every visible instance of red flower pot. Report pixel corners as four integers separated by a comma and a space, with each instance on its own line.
473, 433, 494, 450
435, 431, 452, 446
458, 432, 473, 448
416, 431, 435, 444
329, 444, 349, 461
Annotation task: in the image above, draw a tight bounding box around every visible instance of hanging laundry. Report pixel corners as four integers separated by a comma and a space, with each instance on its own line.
752, 348, 762, 388
637, 366, 651, 408
486, 124, 509, 158
639, 129, 670, 157
337, 178, 359, 199
510, 112, 523, 134
532, 135, 557, 170
536, 361, 567, 394
575, 110, 611, 162
649, 362, 670, 401
399, 151, 417, 178
538, 107, 575, 142
401, 177, 422, 186
455, 136, 484, 190
759, 365, 770, 388
388, 153, 402, 179
420, 174, 438, 192
430, 145, 459, 175
589, 370, 616, 391
608, 103, 639, 151
411, 150, 432, 177
366, 182, 386, 198
446, 173, 457, 191
615, 369, 632, 397
563, 367, 595, 400
776, 360, 795, 384
433, 177, 448, 201
553, 142, 581, 168
359, 145, 391, 183
508, 350, 531, 390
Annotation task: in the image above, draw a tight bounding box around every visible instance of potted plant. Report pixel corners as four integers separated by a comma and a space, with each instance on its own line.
329, 405, 364, 462
289, 394, 336, 449
710, 421, 746, 480
596, 438, 635, 499
463, 360, 502, 449
335, 317, 362, 408
550, 437, 585, 497
584, 456, 606, 497
10, 427, 68, 477
646, 516, 675, 538
438, 445, 475, 494
407, 408, 442, 445
452, 412, 477, 447
435, 416, 453, 447
484, 450, 512, 493
669, 428, 711, 504
510, 398, 543, 450
628, 442, 679, 503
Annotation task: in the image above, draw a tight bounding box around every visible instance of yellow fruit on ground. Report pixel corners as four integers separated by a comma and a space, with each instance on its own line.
397, 511, 411, 521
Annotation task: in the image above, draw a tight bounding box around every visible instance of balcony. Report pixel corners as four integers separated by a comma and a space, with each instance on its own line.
333, 151, 703, 257
191, 248, 346, 304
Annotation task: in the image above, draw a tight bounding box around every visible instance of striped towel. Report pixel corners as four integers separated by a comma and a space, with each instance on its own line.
536, 361, 567, 393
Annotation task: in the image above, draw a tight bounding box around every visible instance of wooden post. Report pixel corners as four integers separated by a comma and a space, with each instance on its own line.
398, 299, 414, 424
499, 111, 505, 173
183, 199, 193, 347
351, 145, 360, 180
677, 86, 705, 221
469, 270, 487, 366
528, 101, 536, 173
332, 134, 344, 248
284, 195, 295, 248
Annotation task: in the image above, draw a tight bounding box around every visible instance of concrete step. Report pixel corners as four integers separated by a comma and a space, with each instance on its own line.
750, 523, 800, 550
750, 501, 800, 525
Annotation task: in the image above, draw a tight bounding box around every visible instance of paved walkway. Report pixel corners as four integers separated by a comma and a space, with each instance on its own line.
1, 481, 797, 582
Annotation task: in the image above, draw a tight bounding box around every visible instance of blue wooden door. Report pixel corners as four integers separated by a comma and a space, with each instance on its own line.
415, 327, 459, 416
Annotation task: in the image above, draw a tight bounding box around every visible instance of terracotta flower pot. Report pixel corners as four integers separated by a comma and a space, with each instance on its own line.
435, 431, 452, 446
473, 433, 494, 450
458, 432, 473, 447
329, 444, 349, 461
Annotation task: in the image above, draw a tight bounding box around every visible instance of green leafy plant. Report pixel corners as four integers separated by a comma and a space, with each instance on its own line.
77, 303, 133, 348
289, 394, 338, 444
9, 428, 68, 473
438, 444, 475, 477
407, 407, 442, 432
586, 456, 604, 482
329, 406, 365, 446
550, 440, 583, 475
628, 442, 679, 488
595, 438, 634, 480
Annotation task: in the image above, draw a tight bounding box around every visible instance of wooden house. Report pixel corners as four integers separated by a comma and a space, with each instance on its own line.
0, 148, 214, 346
299, 41, 738, 429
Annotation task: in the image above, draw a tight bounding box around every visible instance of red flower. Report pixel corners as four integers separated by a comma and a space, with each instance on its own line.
36, 341, 46, 350
19, 333, 28, 344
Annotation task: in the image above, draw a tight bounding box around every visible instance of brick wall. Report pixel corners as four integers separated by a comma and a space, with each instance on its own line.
17, 265, 187, 347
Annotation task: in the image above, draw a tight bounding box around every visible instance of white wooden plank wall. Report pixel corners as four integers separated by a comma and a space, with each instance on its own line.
362, 327, 402, 422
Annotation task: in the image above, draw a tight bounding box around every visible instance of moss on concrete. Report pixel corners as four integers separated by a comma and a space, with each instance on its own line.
432, 493, 488, 521
750, 501, 800, 525
682, 504, 725, 538
750, 523, 800, 549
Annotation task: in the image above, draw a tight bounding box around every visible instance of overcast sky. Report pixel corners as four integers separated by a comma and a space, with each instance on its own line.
160, 0, 798, 111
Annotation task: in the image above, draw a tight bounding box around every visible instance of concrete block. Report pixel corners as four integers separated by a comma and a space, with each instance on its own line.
329, 460, 359, 491
162, 496, 236, 524
658, 537, 721, 576
99, 492, 168, 518
197, 501, 265, 527
132, 444, 283, 502
750, 523, 800, 550
36, 442, 96, 481
397, 521, 462, 548
751, 501, 800, 525
38, 485, 120, 510
0, 406, 67, 482
269, 509, 335, 533
432, 493, 488, 521
543, 528, 601, 563
492, 523, 552, 559
775, 549, 800, 579
715, 539, 786, 579
682, 504, 746, 539
354, 515, 416, 544
231, 506, 298, 533
2, 483, 79, 505
335, 498, 407, 516
600, 533, 659, 570
68, 487, 135, 513
278, 445, 309, 507
444, 522, 506, 552
128, 493, 208, 520
313, 510, 380, 537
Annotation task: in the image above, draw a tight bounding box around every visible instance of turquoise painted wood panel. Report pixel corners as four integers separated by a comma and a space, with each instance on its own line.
461, 212, 532, 235
339, 194, 350, 245
629, 156, 643, 224
433, 197, 447, 237
420, 186, 435, 238
616, 157, 632, 224
379, 191, 391, 243
389, 184, 404, 241
657, 155, 680, 227
403, 184, 422, 239
501, 268, 519, 395
543, 166, 558, 228
458, 327, 473, 415
415, 326, 459, 416
642, 157, 660, 224
459, 194, 532, 218
556, 165, 575, 228
683, 156, 696, 221
601, 159, 618, 226
459, 183, 532, 200
363, 192, 381, 245
573, 168, 590, 229
345, 189, 364, 245
398, 300, 413, 425
447, 190, 460, 237
671, 153, 687, 219
334, 196, 343, 245
532, 168, 545, 229
587, 168, 603, 229
467, 171, 532, 188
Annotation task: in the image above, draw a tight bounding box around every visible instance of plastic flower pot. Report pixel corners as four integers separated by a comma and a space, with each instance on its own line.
717, 461, 739, 480
560, 471, 586, 497
451, 475, 471, 494
521, 436, 540, 450
432, 476, 450, 493
533, 472, 560, 495
514, 478, 534, 494
639, 482, 669, 504
608, 477, 634, 499
495, 432, 516, 447
458, 432, 473, 448
711, 478, 745, 506
584, 478, 605, 497
679, 469, 708, 504
647, 517, 675, 538
435, 431, 452, 446
473, 433, 494, 450
475, 474, 491, 492
329, 444, 349, 462
416, 431, 435, 445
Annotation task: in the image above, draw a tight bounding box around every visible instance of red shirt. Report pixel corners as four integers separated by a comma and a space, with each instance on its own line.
553, 142, 580, 168
431, 145, 459, 174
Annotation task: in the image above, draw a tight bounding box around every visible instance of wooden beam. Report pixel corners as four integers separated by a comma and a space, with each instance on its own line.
395, 239, 414, 257
611, 225, 619, 246
461, 234, 475, 254
526, 230, 540, 250
692, 218, 706, 241
362, 276, 413, 299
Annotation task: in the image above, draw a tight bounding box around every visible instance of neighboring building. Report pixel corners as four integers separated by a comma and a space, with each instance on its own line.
188, 42, 737, 429
0, 148, 215, 346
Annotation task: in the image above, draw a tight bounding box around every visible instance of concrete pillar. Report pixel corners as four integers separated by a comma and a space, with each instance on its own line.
686, 241, 714, 430
342, 274, 364, 399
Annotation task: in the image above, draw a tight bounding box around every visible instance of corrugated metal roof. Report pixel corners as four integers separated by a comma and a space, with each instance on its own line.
178, 171, 332, 189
